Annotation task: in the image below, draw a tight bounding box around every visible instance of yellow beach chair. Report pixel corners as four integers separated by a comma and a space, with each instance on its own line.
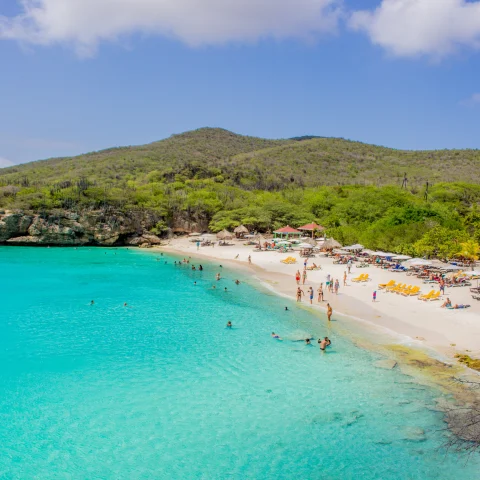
360, 274, 370, 282
388, 283, 404, 293
428, 291, 441, 301
379, 280, 395, 290
398, 285, 412, 295
405, 286, 421, 296
418, 290, 434, 301
352, 274, 367, 282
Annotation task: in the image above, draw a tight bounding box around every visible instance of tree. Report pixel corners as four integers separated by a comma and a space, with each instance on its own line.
457, 240, 480, 267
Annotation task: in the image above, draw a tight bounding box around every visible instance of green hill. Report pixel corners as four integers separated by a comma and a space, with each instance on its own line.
0, 127, 479, 255
1, 127, 480, 192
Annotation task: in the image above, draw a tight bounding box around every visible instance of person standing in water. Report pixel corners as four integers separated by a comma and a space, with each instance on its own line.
327, 303, 333, 322
296, 287, 304, 302
318, 337, 331, 352
308, 287, 314, 305
227, 321, 232, 328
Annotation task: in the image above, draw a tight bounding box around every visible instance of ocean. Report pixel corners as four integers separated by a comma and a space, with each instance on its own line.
0, 246, 478, 479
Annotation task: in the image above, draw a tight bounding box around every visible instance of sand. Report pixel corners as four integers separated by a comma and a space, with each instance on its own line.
158, 237, 480, 359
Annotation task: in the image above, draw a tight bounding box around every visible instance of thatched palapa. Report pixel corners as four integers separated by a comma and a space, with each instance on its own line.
216, 229, 233, 240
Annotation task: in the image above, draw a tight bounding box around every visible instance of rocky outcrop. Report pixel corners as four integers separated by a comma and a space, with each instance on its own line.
0, 210, 164, 247
0, 212, 33, 242
125, 234, 163, 246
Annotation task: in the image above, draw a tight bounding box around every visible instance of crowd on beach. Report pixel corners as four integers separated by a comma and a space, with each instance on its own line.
175, 254, 334, 353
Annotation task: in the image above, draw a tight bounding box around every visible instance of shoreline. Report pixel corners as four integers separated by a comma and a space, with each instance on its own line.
157, 238, 480, 364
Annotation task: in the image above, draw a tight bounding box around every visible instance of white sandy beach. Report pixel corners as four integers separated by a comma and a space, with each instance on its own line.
159, 237, 480, 359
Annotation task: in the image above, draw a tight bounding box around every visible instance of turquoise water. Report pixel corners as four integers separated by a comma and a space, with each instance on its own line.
0, 247, 479, 479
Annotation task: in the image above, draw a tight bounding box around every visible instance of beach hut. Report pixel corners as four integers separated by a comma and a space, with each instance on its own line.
273, 225, 303, 240
216, 229, 233, 241
322, 238, 342, 250
298, 222, 325, 238
233, 225, 249, 239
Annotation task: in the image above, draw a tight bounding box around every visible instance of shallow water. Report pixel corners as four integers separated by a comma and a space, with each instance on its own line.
0, 247, 478, 479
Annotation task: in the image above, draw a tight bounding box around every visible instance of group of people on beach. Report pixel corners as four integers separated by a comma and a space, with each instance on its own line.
271, 332, 332, 352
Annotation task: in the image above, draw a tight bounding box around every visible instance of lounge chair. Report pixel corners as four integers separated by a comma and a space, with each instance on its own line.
379, 280, 395, 289
352, 274, 367, 282
388, 283, 405, 293
406, 286, 421, 296
418, 290, 434, 300
398, 285, 413, 295
428, 291, 441, 301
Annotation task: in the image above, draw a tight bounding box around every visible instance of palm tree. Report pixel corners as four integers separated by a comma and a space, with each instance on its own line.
458, 240, 480, 269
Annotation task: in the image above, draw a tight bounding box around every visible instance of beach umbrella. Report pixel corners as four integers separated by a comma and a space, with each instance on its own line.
298, 243, 314, 248
233, 225, 249, 237
305, 237, 317, 247
344, 244, 364, 251
406, 259, 432, 266
216, 229, 233, 240
391, 254, 412, 261
465, 271, 480, 276
322, 238, 342, 249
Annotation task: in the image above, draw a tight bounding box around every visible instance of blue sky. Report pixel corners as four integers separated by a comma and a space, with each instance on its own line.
1, 0, 480, 166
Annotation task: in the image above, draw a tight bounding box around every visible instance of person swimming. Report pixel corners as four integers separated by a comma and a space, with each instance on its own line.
318, 337, 331, 351
285, 306, 289, 311
90, 300, 95, 305
305, 338, 311, 345
227, 321, 232, 328
224, 287, 228, 291
199, 265, 203, 271
235, 279, 240, 285
271, 332, 281, 339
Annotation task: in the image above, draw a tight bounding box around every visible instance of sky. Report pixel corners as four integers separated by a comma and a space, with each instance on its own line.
0, 0, 480, 166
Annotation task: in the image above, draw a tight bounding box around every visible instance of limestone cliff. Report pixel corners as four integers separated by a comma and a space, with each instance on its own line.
0, 210, 164, 247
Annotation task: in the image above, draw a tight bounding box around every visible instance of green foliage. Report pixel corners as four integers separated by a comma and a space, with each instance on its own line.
0, 128, 479, 255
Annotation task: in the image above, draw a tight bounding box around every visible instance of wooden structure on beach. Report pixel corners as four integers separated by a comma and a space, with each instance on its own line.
273, 225, 302, 239
298, 222, 324, 238
233, 225, 249, 238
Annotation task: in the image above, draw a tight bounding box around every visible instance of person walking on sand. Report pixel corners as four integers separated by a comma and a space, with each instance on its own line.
308, 287, 314, 304
327, 303, 333, 322
372, 290, 377, 302
248, 255, 251, 264
296, 287, 304, 302
302, 269, 307, 285
334, 279, 339, 295
295, 270, 301, 285
317, 283, 324, 302
343, 271, 347, 287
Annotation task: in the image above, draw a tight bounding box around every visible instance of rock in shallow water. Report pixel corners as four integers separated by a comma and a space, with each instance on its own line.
374, 359, 398, 370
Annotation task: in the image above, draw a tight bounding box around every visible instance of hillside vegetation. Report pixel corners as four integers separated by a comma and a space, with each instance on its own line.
0, 128, 479, 255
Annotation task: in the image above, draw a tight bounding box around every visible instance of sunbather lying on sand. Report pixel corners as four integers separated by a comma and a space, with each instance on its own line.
447, 304, 471, 310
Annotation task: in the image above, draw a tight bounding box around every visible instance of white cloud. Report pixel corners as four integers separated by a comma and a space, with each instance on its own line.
0, 0, 341, 56
460, 92, 480, 106
350, 0, 480, 58
0, 157, 15, 168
